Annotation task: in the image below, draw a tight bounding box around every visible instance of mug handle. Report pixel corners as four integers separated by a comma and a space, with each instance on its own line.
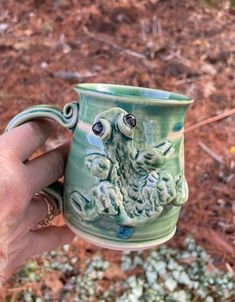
5, 102, 79, 211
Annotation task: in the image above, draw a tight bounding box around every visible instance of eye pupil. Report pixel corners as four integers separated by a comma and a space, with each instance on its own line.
124, 114, 136, 128
92, 121, 104, 136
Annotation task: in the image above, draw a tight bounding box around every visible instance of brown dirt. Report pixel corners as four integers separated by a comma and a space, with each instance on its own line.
0, 0, 234, 280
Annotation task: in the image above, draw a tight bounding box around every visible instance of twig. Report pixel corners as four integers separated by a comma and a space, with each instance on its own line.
198, 141, 224, 165
225, 262, 234, 274
157, 17, 164, 45
53, 70, 97, 81
83, 26, 146, 59
185, 108, 235, 133
175, 75, 208, 85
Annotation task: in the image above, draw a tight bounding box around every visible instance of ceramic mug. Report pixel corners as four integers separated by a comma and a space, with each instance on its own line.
6, 84, 193, 250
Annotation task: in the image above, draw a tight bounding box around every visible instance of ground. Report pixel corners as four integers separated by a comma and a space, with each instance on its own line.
0, 0, 235, 300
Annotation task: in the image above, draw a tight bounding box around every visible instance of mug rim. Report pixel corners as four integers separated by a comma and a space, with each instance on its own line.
75, 83, 194, 105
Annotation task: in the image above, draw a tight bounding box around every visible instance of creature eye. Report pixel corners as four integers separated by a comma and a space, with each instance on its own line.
92, 121, 104, 136
92, 118, 112, 140
116, 112, 136, 139
124, 114, 136, 128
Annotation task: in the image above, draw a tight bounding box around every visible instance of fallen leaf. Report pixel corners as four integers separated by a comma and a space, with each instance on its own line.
203, 81, 216, 98
44, 271, 63, 295
104, 263, 126, 280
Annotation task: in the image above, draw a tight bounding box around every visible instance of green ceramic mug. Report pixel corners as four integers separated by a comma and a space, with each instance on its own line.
6, 84, 193, 250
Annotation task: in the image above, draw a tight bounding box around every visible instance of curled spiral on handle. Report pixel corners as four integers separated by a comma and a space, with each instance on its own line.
61, 102, 79, 129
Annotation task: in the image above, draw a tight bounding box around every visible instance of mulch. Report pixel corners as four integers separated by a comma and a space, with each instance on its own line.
0, 0, 234, 275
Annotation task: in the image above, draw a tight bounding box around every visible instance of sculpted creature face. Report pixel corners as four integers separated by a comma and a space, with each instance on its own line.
91, 109, 137, 141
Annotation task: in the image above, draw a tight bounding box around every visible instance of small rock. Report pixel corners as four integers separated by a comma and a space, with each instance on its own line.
121, 255, 132, 271
178, 271, 191, 286
63, 43, 72, 54
128, 275, 137, 288
40, 62, 48, 69
0, 23, 9, 33
154, 261, 166, 274
205, 296, 214, 302
165, 277, 177, 291
146, 270, 157, 285
128, 293, 139, 302
23, 291, 33, 302
133, 255, 143, 266
167, 259, 178, 270
171, 290, 188, 302
197, 288, 208, 299
152, 282, 163, 292
201, 63, 217, 75
132, 286, 143, 298
28, 272, 38, 282
62, 244, 70, 252
172, 270, 180, 280
71, 257, 78, 265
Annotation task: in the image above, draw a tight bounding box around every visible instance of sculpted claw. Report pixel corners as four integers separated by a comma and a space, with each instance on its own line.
172, 175, 189, 206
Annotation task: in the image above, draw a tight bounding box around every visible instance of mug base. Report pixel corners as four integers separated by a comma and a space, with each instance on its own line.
65, 218, 176, 251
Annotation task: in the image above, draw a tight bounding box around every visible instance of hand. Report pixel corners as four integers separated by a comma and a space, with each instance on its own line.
0, 120, 75, 284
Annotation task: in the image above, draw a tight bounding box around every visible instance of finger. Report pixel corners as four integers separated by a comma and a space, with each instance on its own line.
6, 226, 75, 278
1, 119, 58, 162
30, 225, 75, 254
24, 140, 71, 195
10, 194, 60, 240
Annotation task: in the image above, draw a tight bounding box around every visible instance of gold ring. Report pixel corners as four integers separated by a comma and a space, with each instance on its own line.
35, 192, 58, 227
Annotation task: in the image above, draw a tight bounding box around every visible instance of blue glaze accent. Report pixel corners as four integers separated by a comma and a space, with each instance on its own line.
173, 122, 183, 132
71, 125, 77, 133
116, 101, 130, 112
117, 226, 134, 239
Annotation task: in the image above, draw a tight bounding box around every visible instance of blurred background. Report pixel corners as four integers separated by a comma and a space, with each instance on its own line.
0, 0, 235, 301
